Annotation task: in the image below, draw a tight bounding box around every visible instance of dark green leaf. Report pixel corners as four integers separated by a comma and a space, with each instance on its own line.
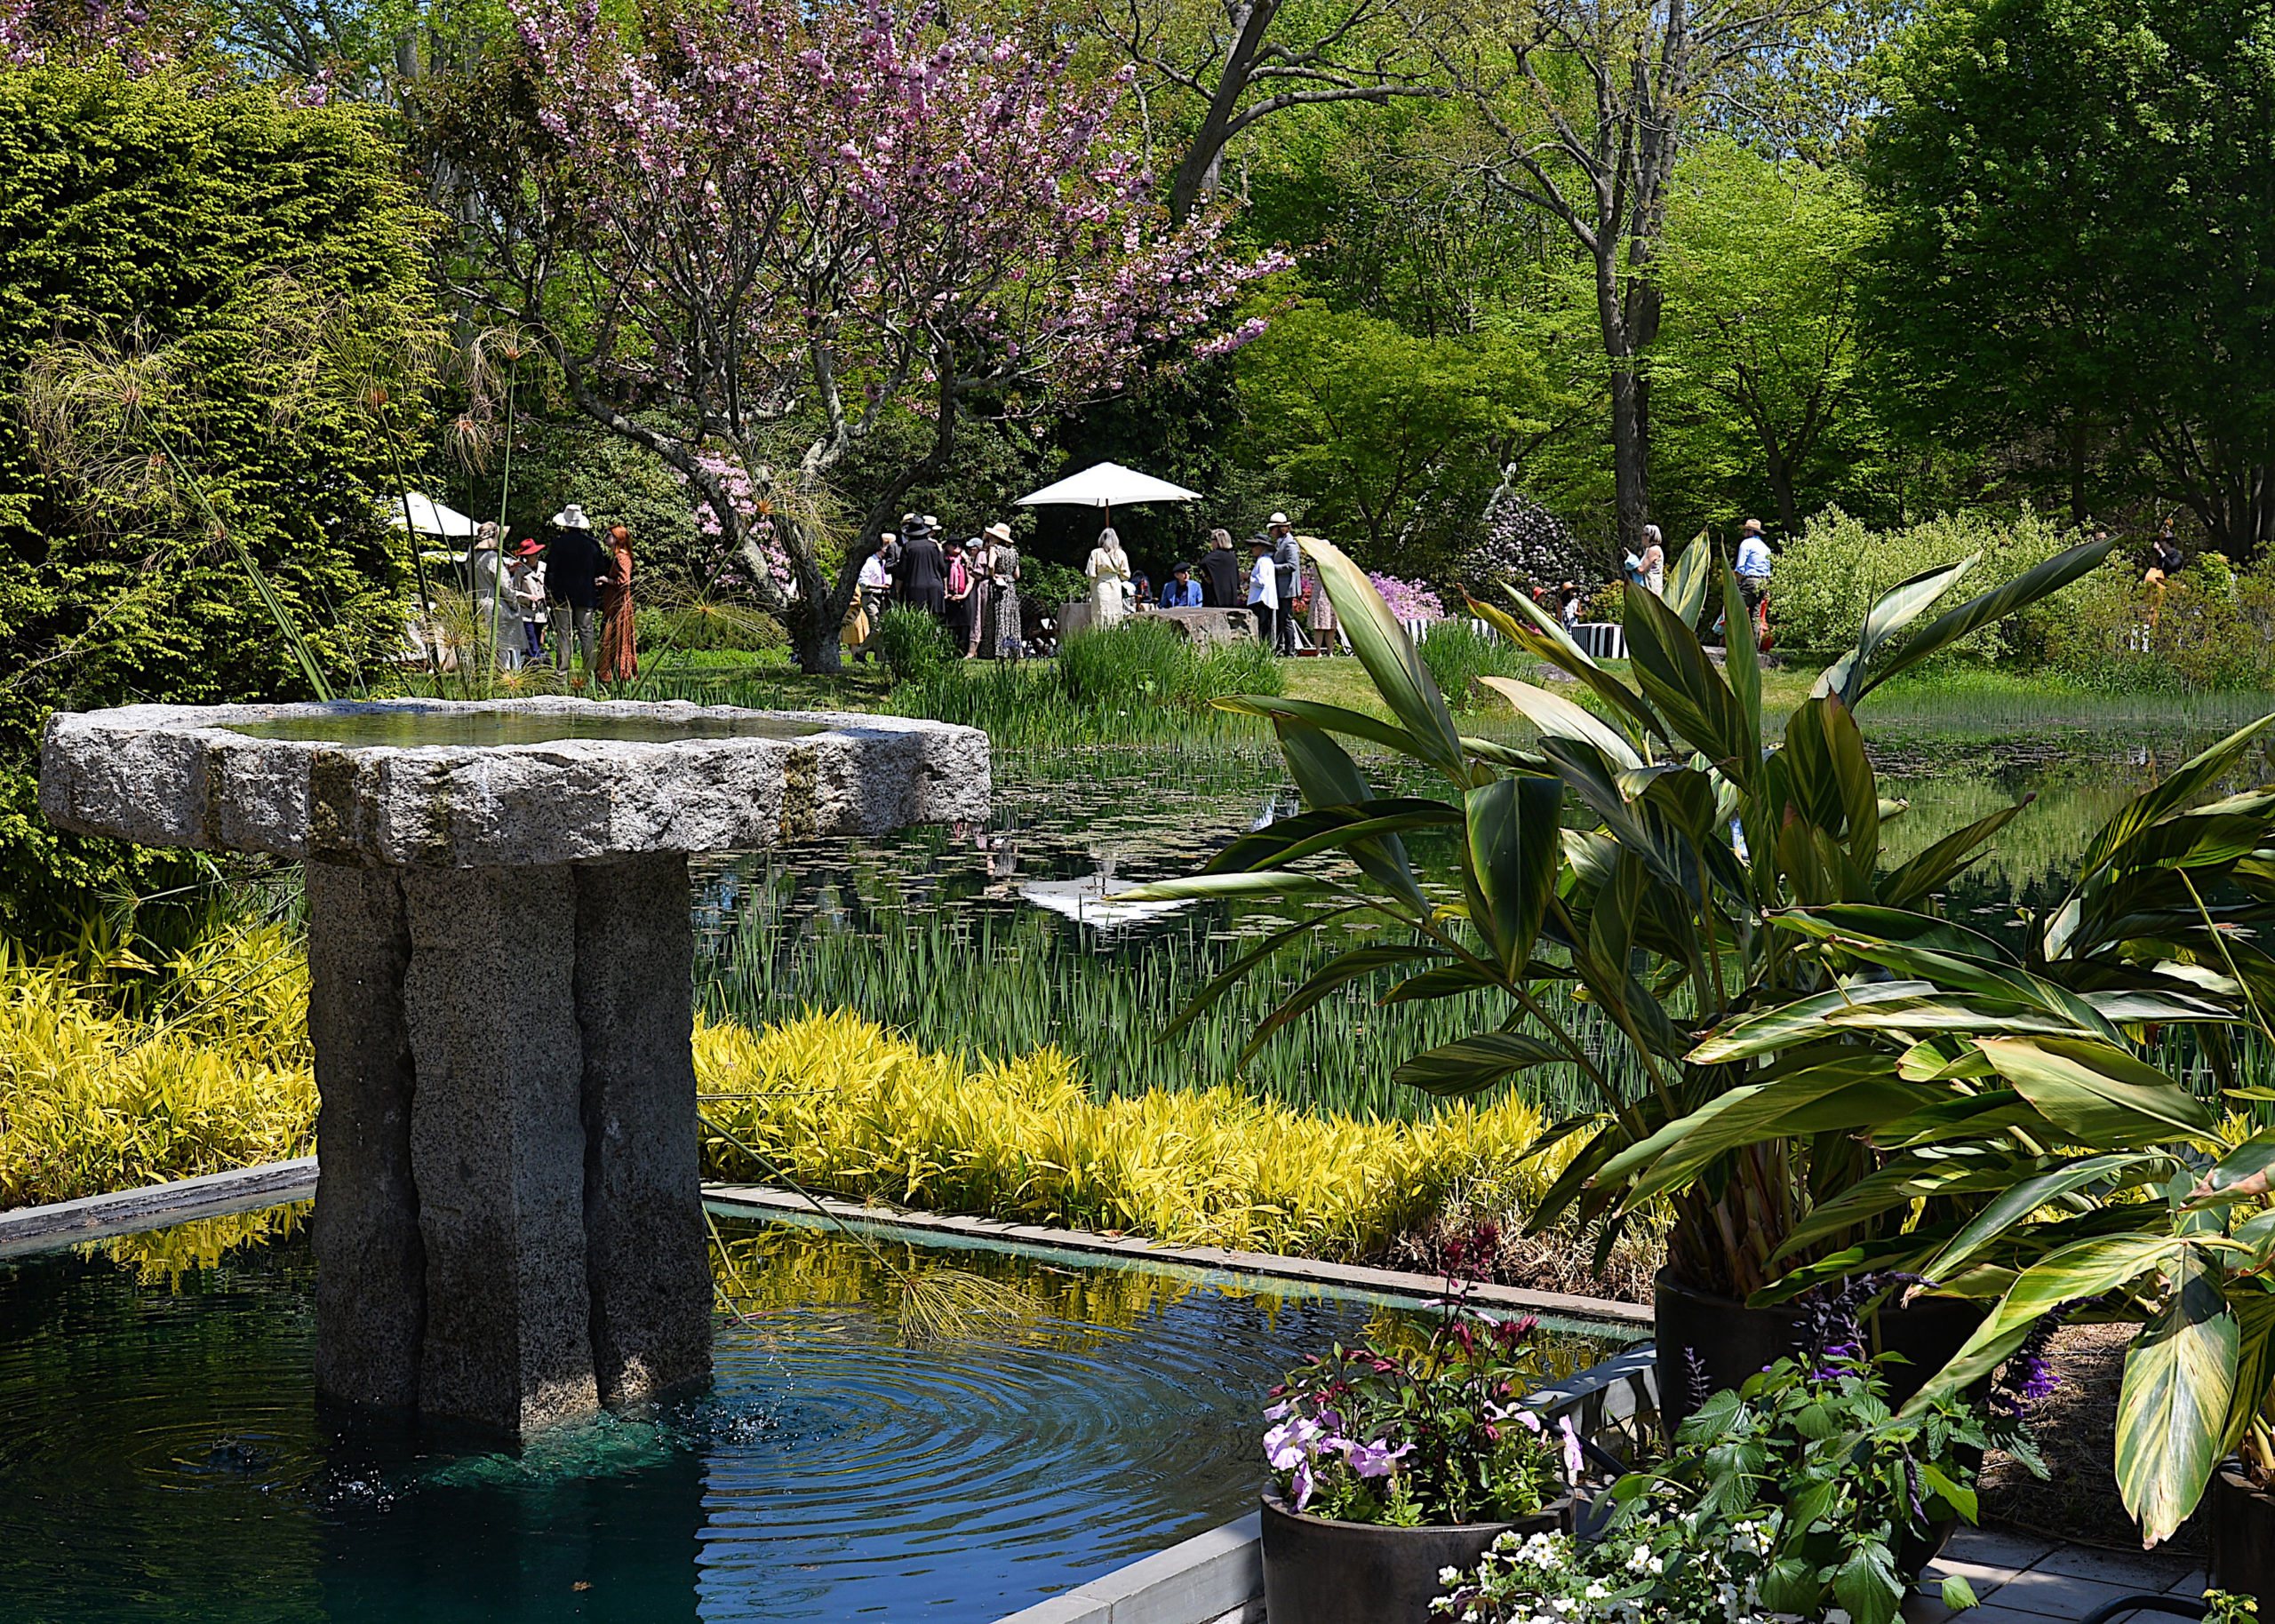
1393, 1032, 1567, 1095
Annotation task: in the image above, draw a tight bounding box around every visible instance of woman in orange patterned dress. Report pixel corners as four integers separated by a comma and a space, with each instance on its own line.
597, 524, 638, 681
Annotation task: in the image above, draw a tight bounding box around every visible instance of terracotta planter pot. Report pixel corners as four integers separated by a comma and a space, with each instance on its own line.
1651, 1269, 1984, 1437
1259, 1491, 1569, 1624
2209, 1461, 2275, 1612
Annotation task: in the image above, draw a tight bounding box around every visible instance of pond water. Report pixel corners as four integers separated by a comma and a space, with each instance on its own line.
0, 1209, 1625, 1624
225, 709, 820, 749
690, 692, 2275, 1116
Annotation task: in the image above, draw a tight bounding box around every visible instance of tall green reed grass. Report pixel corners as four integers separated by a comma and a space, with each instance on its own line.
1416, 621, 1536, 712
887, 619, 1284, 744
698, 903, 1642, 1122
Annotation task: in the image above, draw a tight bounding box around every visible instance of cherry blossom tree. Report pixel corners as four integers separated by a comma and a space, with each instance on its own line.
424, 0, 1284, 669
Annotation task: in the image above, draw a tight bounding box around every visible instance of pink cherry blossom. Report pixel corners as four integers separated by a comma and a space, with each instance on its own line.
483, 0, 1286, 650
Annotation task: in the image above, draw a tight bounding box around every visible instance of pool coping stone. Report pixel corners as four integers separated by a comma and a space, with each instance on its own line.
702, 1184, 1655, 1328
0, 1165, 1651, 1333
0, 1158, 320, 1258
988, 1513, 1265, 1624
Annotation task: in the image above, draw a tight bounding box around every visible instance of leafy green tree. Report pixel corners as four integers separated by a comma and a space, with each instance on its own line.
1235, 298, 1549, 561
1650, 142, 1882, 538
1863, 0, 2275, 555
1425, 0, 1826, 556
1076, 0, 1445, 225
0, 60, 438, 946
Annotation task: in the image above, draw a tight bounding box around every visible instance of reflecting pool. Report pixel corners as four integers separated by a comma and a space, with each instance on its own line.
0, 1207, 1625, 1624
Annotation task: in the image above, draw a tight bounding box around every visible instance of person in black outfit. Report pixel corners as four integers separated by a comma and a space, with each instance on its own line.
898, 516, 949, 615
544, 504, 607, 673
2151, 521, 2183, 578
1199, 528, 1241, 608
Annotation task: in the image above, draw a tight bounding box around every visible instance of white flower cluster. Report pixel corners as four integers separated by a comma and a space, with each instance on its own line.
1430, 1509, 1788, 1624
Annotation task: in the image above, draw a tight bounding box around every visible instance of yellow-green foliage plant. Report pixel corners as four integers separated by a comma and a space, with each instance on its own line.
694, 1007, 1561, 1261
0, 927, 316, 1207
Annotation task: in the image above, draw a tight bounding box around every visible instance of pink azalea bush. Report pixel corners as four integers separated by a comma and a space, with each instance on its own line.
1367, 572, 1447, 623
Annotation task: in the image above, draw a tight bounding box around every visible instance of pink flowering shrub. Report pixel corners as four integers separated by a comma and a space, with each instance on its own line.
2, 0, 194, 70
1366, 571, 1446, 623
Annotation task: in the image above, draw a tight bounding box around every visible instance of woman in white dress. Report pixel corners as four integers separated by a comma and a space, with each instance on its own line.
1640, 523, 1666, 597
1086, 526, 1133, 628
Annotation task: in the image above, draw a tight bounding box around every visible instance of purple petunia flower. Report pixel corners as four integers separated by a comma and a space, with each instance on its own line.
1342, 1437, 1413, 1478
1558, 1414, 1585, 1477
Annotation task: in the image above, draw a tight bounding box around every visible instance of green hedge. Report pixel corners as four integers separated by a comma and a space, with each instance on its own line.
2043, 553, 2275, 692
0, 62, 437, 947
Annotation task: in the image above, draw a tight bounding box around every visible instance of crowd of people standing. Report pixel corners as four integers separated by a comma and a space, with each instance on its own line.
456, 499, 1818, 681
853, 513, 1027, 660
850, 507, 1346, 659
1082, 510, 1335, 653
454, 502, 640, 681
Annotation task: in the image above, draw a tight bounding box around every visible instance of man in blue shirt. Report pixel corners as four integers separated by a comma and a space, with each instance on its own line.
1733, 518, 1773, 649
1158, 562, 1204, 608
1734, 520, 1772, 592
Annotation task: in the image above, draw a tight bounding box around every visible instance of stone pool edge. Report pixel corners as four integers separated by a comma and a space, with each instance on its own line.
0, 1163, 1655, 1333
703, 1183, 1656, 1329
0, 1158, 321, 1258
0, 1164, 1653, 1333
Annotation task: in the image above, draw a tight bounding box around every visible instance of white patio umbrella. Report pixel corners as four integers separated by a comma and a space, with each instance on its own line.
385, 491, 478, 538
1015, 461, 1201, 524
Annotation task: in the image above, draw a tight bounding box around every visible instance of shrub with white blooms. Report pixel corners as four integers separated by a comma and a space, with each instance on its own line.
1432, 1504, 1785, 1624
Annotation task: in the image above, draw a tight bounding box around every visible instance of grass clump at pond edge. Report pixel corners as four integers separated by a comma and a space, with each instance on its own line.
888, 618, 1284, 744
696, 1007, 1566, 1262
0, 927, 316, 1208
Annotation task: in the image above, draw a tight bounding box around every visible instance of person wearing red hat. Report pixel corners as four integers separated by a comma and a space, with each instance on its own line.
508, 538, 547, 663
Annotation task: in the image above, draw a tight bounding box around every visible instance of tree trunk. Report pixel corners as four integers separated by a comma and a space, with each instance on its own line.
1609, 368, 1650, 562
790, 614, 843, 675
1763, 438, 1799, 538
1168, 0, 1280, 224
1597, 236, 1662, 558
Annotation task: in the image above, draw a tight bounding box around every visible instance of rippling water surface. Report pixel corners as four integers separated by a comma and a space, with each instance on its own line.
0, 1209, 1624, 1624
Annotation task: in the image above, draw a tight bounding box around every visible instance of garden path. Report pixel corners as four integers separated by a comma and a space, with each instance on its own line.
1905, 1527, 2206, 1624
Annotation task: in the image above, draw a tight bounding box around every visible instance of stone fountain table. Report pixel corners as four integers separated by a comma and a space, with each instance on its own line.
40, 698, 989, 1438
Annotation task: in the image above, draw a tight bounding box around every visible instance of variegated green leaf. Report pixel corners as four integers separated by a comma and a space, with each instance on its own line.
1477, 676, 1646, 771
1979, 1037, 2216, 1145
1855, 535, 2114, 702
1918, 1153, 2172, 1283
2116, 1246, 2238, 1547
1688, 979, 1939, 1063
1308, 536, 1471, 786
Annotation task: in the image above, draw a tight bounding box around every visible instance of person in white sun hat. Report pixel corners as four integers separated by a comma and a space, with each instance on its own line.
545, 504, 606, 675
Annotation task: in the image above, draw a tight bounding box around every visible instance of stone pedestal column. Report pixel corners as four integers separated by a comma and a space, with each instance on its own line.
307, 853, 712, 1438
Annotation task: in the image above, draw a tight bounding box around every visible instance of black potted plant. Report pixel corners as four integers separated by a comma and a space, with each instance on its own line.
1260, 1246, 1577, 1624
2211, 1443, 2275, 1615
1431, 1339, 2039, 1624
